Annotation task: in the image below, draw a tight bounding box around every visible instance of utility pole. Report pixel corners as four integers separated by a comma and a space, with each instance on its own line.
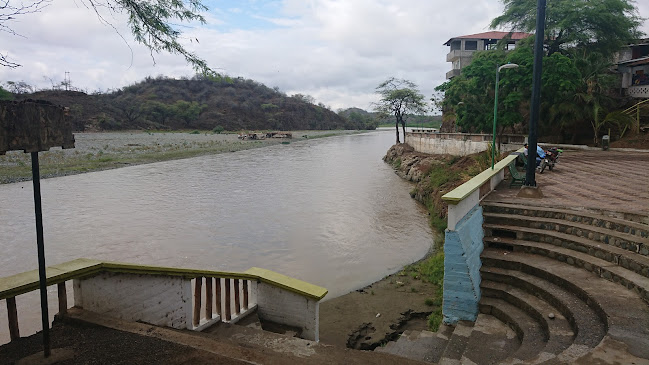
520, 0, 546, 198
64, 72, 70, 91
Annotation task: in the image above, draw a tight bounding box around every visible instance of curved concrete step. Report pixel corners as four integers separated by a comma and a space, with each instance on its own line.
481, 201, 649, 238
484, 222, 649, 282
481, 249, 649, 361
481, 280, 574, 358
480, 265, 605, 350
483, 213, 649, 257
479, 297, 545, 363
484, 236, 649, 303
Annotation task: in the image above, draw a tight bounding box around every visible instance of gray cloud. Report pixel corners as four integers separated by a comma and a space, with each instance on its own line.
1, 0, 647, 112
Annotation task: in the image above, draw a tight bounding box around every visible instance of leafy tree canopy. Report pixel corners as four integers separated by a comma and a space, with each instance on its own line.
374, 77, 427, 143
1, 0, 212, 73
436, 38, 581, 137
490, 0, 644, 56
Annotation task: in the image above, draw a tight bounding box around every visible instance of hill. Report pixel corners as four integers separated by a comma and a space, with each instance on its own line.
13, 76, 361, 132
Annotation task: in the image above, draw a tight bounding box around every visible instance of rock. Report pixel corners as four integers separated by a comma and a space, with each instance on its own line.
376, 313, 381, 318
548, 313, 555, 319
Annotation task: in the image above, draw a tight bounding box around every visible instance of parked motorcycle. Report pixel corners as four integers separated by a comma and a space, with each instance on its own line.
540, 147, 562, 173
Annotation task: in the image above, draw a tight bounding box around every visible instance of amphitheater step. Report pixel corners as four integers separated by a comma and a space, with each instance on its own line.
479, 297, 546, 363
484, 222, 649, 280
481, 201, 649, 237
480, 264, 605, 351
481, 248, 649, 360
484, 235, 649, 303
481, 280, 574, 357
374, 327, 451, 363
483, 213, 649, 257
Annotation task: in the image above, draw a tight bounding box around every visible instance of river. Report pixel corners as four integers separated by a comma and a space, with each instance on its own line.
0, 129, 433, 343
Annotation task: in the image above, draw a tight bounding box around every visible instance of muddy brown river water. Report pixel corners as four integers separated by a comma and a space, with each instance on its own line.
0, 130, 433, 343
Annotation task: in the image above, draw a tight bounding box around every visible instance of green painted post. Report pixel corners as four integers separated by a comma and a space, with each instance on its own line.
492, 66, 500, 170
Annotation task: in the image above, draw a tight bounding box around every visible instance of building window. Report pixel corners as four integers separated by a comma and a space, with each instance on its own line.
465, 41, 478, 51
450, 41, 461, 51
507, 42, 517, 50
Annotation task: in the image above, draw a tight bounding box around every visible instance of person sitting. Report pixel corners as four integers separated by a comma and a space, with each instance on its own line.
523, 143, 545, 167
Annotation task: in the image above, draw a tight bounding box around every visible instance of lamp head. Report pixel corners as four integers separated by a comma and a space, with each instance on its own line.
498, 63, 519, 72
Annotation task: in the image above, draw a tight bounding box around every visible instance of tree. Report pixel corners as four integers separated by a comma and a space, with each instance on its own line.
435, 39, 581, 140
1, 0, 212, 73
374, 78, 427, 143
490, 0, 644, 56
0, 85, 13, 100
4, 81, 34, 94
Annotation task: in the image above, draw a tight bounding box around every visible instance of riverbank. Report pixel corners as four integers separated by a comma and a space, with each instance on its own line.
0, 130, 359, 184
319, 143, 488, 350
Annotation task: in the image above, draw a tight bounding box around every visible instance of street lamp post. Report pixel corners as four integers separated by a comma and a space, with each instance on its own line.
492, 63, 519, 169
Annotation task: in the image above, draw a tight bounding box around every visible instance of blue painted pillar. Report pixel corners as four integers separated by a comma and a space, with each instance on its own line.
443, 205, 484, 324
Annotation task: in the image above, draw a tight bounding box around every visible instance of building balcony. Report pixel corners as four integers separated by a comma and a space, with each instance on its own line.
627, 85, 649, 98
446, 69, 461, 79
446, 50, 476, 62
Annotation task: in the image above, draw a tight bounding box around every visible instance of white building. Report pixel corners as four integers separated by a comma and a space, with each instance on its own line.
616, 39, 649, 99
444, 31, 531, 79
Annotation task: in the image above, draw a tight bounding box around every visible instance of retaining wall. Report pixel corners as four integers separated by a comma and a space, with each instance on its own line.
405, 132, 524, 156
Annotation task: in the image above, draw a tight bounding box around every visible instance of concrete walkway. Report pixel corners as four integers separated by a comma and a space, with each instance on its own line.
0, 309, 427, 365
486, 149, 649, 218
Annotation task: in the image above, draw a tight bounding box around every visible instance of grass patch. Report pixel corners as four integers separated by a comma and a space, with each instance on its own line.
393, 158, 402, 169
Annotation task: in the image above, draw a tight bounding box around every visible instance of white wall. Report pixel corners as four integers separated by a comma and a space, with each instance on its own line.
74, 272, 192, 329
406, 133, 522, 156
254, 281, 320, 342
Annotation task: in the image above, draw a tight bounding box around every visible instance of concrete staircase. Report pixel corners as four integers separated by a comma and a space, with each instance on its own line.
377, 201, 649, 364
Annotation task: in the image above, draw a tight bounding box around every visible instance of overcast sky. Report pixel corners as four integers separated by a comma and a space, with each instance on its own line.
1, 0, 648, 111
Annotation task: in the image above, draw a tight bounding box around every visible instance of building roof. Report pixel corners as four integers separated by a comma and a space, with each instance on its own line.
444, 31, 531, 46
618, 56, 649, 66
628, 58, 649, 67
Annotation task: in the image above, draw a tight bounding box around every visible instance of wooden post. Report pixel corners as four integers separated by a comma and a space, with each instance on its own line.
57, 282, 67, 315
215, 278, 222, 318
7, 297, 20, 341
193, 277, 202, 327
205, 278, 213, 320
242, 280, 249, 310
224, 279, 231, 321
234, 280, 241, 315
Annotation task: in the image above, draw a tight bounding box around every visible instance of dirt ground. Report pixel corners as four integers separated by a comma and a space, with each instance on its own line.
319, 264, 440, 350
610, 131, 649, 149
0, 319, 249, 365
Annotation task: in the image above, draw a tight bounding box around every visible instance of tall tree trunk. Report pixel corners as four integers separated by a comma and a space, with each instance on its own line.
401, 121, 406, 143
395, 120, 400, 143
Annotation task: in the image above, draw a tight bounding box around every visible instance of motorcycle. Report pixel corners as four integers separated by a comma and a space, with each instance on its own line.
539, 147, 562, 173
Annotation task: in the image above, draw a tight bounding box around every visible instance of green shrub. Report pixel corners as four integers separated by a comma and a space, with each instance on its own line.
189, 130, 200, 134
212, 125, 225, 134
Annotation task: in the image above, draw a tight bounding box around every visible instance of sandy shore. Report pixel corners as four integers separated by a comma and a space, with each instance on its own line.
318, 252, 441, 350
0, 130, 358, 184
